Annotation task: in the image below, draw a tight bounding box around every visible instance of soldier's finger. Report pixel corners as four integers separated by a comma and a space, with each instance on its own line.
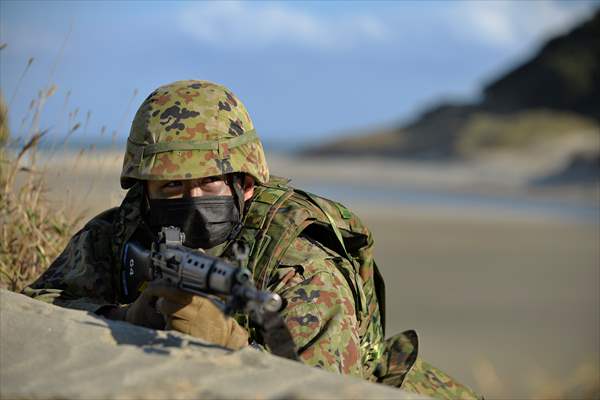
144, 281, 193, 304
156, 297, 194, 317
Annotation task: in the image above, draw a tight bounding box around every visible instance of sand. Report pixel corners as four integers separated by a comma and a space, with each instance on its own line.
9, 149, 600, 398
364, 212, 599, 398
0, 289, 424, 400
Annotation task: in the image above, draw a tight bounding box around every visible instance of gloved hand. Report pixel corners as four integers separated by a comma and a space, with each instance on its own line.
121, 281, 167, 329
97, 285, 165, 328
128, 281, 246, 350
154, 283, 249, 350
105, 281, 249, 350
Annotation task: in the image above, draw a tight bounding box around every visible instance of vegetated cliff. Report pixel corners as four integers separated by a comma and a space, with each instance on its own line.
307, 9, 600, 160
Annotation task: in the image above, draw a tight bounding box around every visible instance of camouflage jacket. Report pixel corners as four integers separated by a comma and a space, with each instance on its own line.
24, 178, 480, 399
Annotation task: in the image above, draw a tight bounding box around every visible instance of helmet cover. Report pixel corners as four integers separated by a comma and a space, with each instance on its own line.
121, 80, 269, 189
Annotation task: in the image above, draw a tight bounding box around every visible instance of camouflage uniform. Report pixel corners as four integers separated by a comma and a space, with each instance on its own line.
24, 81, 480, 399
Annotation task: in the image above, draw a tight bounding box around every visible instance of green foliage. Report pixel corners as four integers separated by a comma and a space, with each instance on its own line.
546, 49, 597, 98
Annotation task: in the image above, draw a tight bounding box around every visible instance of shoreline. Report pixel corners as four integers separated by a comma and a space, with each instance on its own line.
13, 149, 599, 224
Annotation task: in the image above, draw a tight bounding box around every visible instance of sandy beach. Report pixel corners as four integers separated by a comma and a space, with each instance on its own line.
14, 149, 600, 398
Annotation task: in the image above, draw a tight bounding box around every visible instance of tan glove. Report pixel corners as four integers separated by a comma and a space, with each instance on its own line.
121, 282, 166, 329
150, 282, 249, 350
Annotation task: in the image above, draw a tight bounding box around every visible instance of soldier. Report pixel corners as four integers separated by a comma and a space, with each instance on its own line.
24, 80, 480, 399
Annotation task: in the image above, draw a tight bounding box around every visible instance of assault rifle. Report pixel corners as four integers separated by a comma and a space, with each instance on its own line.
122, 226, 298, 360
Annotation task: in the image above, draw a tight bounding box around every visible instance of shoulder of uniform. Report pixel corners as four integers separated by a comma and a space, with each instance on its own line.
262, 175, 292, 187
244, 177, 318, 228
271, 235, 355, 295
242, 176, 374, 284
79, 207, 119, 233
264, 178, 371, 238
250, 176, 328, 219
279, 235, 341, 267
90, 207, 120, 223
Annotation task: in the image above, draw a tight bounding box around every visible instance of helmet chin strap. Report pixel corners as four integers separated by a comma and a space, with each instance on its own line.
227, 173, 247, 240
227, 174, 246, 217
141, 182, 150, 214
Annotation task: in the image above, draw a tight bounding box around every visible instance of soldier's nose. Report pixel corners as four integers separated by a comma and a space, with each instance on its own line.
183, 180, 204, 198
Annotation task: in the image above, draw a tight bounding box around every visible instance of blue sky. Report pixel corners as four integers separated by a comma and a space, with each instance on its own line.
1, 0, 597, 149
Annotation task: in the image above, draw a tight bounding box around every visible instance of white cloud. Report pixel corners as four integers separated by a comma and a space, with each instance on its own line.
454, 0, 596, 49
178, 2, 388, 50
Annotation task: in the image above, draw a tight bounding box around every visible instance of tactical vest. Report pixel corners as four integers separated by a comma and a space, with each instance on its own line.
222, 176, 387, 335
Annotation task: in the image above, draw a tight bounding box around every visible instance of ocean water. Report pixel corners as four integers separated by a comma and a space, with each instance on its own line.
299, 182, 600, 223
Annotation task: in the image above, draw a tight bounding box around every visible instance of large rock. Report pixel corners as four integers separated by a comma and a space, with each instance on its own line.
0, 289, 425, 399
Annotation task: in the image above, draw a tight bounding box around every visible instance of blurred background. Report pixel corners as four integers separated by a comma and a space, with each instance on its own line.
1, 1, 599, 398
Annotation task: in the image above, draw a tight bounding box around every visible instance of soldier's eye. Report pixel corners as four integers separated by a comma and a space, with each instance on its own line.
163, 181, 182, 190
199, 177, 228, 194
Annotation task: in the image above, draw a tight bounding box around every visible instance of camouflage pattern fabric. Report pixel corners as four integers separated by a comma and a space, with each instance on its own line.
224, 176, 387, 380
121, 80, 269, 188
377, 330, 480, 399
22, 209, 119, 313
403, 358, 481, 399
377, 330, 420, 387
267, 235, 365, 376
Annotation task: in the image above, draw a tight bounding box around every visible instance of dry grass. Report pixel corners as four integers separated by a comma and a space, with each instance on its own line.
0, 40, 134, 291
0, 87, 82, 292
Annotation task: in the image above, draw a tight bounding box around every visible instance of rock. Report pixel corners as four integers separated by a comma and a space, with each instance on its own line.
0, 289, 426, 400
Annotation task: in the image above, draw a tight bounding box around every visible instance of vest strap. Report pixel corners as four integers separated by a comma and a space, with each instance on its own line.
294, 189, 352, 263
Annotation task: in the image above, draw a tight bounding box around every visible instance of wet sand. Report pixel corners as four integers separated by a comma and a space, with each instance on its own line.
19, 150, 600, 398
363, 211, 599, 398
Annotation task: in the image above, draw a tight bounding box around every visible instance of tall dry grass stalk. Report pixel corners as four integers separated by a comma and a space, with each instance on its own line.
0, 38, 135, 291
0, 87, 82, 292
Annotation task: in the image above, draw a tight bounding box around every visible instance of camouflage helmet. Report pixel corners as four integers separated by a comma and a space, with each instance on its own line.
120, 80, 269, 189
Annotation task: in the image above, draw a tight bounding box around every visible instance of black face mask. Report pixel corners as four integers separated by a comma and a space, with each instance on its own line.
147, 196, 240, 249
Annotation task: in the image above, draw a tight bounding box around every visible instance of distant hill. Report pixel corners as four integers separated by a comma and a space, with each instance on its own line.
306, 9, 600, 159
482, 9, 600, 120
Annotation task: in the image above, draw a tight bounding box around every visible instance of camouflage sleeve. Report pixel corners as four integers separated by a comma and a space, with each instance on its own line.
22, 216, 119, 313
402, 358, 482, 400
267, 236, 364, 377
378, 327, 481, 399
